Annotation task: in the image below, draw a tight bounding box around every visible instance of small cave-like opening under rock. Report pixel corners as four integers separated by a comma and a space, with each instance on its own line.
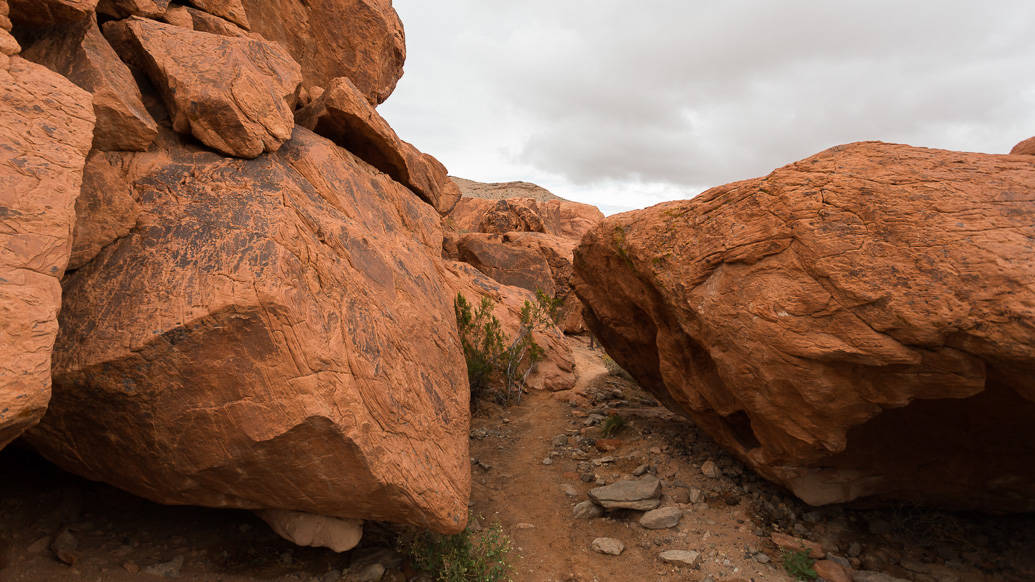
800, 379, 1035, 511
0, 443, 396, 580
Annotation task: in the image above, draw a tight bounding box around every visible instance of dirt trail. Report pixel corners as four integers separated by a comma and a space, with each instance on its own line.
469, 336, 784, 582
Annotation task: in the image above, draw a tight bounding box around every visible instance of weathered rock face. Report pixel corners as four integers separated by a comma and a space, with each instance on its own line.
442, 261, 575, 392
8, 0, 97, 27
456, 233, 557, 298
21, 15, 158, 151
104, 16, 300, 158
68, 151, 140, 270
28, 127, 470, 533
97, 0, 170, 18
449, 197, 604, 240
240, 0, 404, 104
574, 141, 1035, 511
296, 76, 461, 214
0, 56, 95, 450
1011, 136, 1035, 156
184, 0, 248, 29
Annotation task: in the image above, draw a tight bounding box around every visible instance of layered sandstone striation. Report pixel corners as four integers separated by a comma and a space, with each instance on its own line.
574, 142, 1035, 511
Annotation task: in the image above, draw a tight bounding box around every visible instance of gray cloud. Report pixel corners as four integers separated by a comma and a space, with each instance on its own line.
380, 1, 1035, 212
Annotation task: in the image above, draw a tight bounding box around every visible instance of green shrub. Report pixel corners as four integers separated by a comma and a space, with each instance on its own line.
406, 520, 512, 582
782, 549, 817, 581
600, 414, 627, 438
454, 289, 559, 407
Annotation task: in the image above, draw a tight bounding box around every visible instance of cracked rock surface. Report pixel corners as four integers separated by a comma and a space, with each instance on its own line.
27, 127, 471, 533
574, 141, 1035, 511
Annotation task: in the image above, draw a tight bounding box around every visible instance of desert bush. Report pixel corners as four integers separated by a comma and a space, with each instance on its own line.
405, 520, 512, 582
600, 413, 627, 438
454, 289, 559, 407
781, 549, 817, 581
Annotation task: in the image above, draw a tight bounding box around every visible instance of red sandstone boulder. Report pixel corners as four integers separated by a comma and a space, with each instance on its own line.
240, 0, 404, 104
27, 127, 470, 533
184, 0, 248, 28
97, 0, 169, 18
8, 0, 97, 26
21, 15, 158, 151
104, 17, 300, 158
68, 151, 140, 269
296, 76, 461, 214
0, 56, 95, 449
456, 233, 557, 297
1011, 136, 1035, 156
574, 141, 1035, 511
1, 0, 19, 56
501, 232, 586, 334
442, 261, 575, 393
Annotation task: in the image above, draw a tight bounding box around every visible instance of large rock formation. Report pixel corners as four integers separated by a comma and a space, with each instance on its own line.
240, 0, 405, 104
0, 55, 95, 449
20, 15, 158, 151
296, 76, 461, 214
1, 0, 474, 549
574, 141, 1035, 511
29, 127, 470, 532
103, 16, 300, 158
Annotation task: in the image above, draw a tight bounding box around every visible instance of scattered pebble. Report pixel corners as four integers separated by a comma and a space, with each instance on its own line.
591, 537, 625, 556
659, 549, 701, 567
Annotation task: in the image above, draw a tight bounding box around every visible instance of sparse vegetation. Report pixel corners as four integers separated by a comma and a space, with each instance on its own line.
600, 413, 627, 437
455, 289, 560, 408
781, 549, 818, 581
405, 519, 512, 582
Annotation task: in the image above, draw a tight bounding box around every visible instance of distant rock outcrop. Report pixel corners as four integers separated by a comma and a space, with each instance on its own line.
446, 195, 604, 334
450, 176, 563, 202
1011, 136, 1035, 156
574, 142, 1035, 511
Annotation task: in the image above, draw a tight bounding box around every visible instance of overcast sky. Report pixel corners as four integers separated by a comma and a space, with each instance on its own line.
379, 1, 1035, 214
